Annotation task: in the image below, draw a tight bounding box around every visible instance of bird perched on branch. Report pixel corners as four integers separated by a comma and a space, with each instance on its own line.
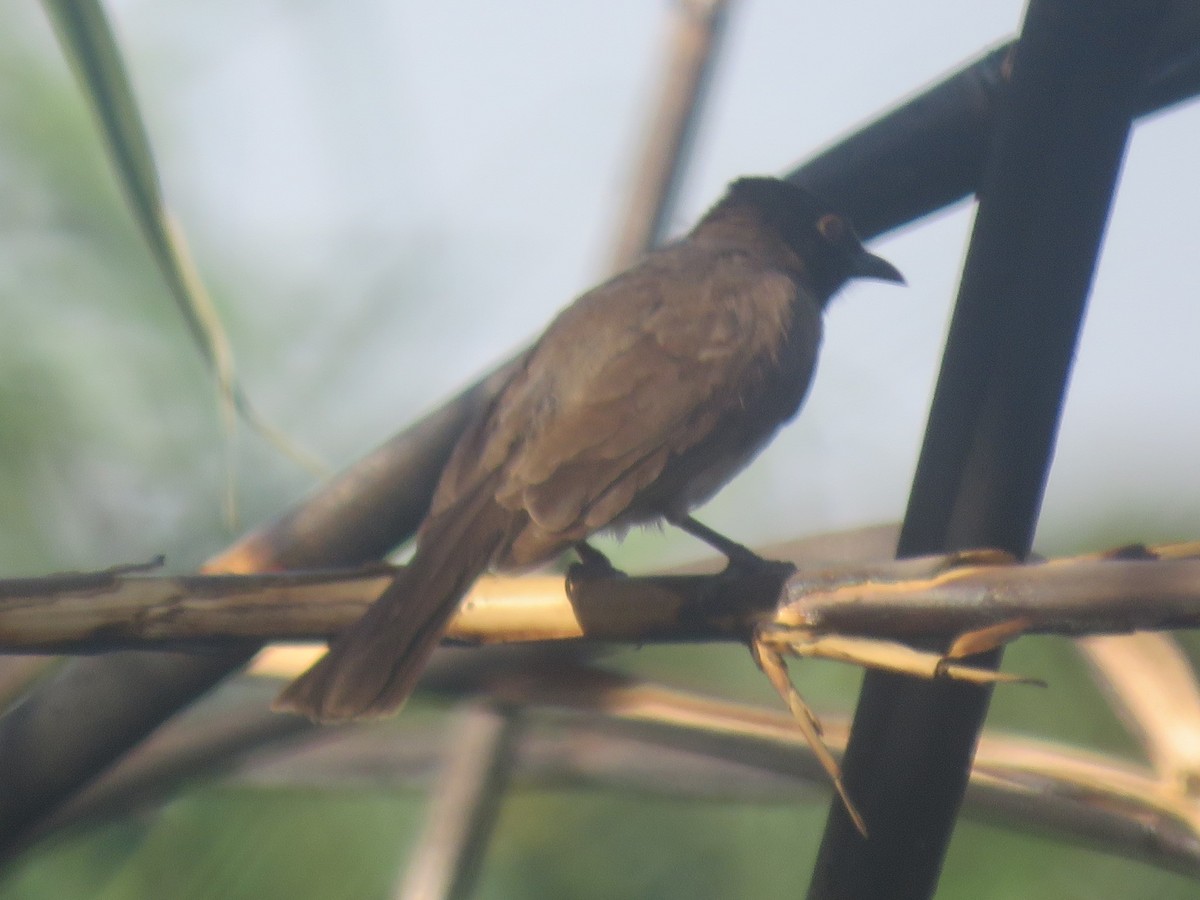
277, 176, 904, 722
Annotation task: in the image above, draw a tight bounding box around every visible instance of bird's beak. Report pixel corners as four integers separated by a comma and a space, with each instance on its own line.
851, 250, 905, 285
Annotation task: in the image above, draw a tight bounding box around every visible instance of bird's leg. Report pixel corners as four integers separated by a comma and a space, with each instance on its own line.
666, 513, 765, 571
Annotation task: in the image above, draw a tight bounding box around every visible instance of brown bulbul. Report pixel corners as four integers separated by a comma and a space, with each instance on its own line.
276, 176, 904, 722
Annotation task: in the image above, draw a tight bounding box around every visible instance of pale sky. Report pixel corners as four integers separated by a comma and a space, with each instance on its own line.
23, 1, 1200, 561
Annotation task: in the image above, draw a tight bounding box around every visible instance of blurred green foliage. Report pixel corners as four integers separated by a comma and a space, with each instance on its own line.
0, 7, 228, 574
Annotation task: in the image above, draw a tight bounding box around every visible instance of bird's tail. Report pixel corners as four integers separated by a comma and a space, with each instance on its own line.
275, 486, 511, 722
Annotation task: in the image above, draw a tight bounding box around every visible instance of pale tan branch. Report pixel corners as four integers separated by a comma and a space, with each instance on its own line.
777, 541, 1200, 639
1076, 633, 1200, 791
393, 702, 521, 900
0, 569, 393, 651
1, 541, 1198, 654
20, 646, 1200, 875
233, 668, 1200, 877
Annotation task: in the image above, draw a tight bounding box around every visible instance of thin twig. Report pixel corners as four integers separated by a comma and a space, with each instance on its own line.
607, 0, 735, 269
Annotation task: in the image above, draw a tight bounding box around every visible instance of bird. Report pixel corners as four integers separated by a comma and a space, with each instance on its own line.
276, 176, 904, 722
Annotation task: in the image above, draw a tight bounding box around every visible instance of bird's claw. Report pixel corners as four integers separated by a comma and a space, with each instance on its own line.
565, 542, 627, 602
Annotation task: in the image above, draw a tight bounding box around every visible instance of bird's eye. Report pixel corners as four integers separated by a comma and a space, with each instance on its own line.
816, 213, 848, 245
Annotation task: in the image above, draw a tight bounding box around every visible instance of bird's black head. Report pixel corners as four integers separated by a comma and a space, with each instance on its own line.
702, 176, 904, 303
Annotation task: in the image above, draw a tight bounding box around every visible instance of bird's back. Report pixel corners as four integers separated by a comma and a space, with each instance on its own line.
427, 236, 823, 569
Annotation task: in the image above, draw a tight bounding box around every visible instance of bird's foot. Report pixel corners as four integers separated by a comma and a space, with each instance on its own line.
565, 541, 627, 602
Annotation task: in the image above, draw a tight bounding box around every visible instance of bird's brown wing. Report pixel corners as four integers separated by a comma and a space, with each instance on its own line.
436, 247, 811, 567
